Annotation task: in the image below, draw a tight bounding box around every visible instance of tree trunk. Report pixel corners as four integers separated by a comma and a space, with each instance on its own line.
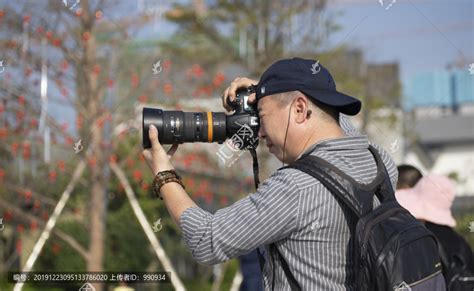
78, 2, 107, 290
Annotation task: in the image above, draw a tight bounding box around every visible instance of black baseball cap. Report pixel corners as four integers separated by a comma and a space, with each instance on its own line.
255, 57, 361, 115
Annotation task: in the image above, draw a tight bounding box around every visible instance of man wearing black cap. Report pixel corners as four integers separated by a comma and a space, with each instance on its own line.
142, 58, 398, 290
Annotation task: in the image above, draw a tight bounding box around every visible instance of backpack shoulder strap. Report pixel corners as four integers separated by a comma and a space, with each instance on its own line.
280, 145, 393, 217
269, 243, 301, 291
434, 235, 450, 269
273, 146, 394, 289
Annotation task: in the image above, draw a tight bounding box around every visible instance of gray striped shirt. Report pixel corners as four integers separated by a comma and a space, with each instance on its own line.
179, 115, 398, 290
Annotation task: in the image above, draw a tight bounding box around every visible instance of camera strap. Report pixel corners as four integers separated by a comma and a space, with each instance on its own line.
249, 148, 260, 189
250, 148, 265, 275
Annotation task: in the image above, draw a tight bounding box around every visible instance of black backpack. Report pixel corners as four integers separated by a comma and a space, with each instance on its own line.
436, 236, 474, 291
270, 145, 446, 291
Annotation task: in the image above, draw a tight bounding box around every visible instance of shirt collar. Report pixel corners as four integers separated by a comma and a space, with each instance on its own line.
297, 134, 369, 159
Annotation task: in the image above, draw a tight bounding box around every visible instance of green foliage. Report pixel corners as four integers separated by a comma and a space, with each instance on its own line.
35, 221, 88, 272
220, 259, 240, 291
454, 210, 474, 249
163, 1, 337, 74
105, 201, 154, 272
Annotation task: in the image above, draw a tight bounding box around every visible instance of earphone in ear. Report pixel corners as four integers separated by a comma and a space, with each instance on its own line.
306, 109, 312, 118
297, 109, 312, 118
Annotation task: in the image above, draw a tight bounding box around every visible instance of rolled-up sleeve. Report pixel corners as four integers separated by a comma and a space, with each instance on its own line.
179, 169, 300, 265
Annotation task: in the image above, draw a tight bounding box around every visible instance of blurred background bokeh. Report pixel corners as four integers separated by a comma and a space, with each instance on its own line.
0, 0, 472, 290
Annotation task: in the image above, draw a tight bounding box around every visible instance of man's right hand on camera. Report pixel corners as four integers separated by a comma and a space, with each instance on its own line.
222, 77, 258, 112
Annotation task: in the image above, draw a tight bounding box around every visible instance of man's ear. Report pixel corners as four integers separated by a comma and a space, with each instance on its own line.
294, 96, 309, 123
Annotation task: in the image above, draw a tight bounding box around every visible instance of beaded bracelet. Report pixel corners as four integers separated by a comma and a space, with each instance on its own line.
152, 169, 185, 200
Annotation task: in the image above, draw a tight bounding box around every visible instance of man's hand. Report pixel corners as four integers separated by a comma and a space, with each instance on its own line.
222, 77, 258, 112
142, 125, 196, 227
142, 125, 179, 175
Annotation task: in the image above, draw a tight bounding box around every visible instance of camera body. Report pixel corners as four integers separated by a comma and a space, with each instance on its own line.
142, 89, 259, 150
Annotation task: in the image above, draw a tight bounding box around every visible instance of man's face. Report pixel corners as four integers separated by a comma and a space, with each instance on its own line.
257, 96, 292, 162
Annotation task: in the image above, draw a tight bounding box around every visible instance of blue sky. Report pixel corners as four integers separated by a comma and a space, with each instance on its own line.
326, 0, 473, 83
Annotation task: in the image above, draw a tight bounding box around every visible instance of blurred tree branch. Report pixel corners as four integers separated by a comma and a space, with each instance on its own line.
0, 197, 90, 260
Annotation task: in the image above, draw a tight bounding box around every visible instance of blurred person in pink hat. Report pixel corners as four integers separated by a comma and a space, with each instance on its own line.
396, 173, 457, 227
396, 165, 474, 291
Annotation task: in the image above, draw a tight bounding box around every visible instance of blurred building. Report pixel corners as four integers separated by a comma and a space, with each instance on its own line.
405, 69, 473, 110
402, 68, 474, 202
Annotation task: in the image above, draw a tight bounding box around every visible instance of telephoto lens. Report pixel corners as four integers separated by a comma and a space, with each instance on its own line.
142, 89, 259, 150
142, 109, 227, 148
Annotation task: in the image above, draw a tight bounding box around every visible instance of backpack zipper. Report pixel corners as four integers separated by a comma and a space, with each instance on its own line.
406, 269, 443, 287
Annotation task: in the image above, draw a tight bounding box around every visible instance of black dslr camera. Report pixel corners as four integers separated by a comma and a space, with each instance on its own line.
142, 88, 259, 150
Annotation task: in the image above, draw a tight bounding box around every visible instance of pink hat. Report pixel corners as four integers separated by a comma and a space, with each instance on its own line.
395, 174, 457, 227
